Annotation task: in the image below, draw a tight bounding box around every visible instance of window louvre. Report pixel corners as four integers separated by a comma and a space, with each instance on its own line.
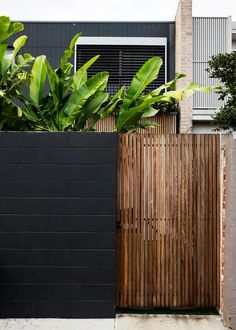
76, 45, 166, 94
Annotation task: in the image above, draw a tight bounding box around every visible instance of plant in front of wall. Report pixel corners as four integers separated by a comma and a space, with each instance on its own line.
0, 16, 34, 130
27, 33, 116, 131
114, 56, 212, 133
0, 16, 215, 133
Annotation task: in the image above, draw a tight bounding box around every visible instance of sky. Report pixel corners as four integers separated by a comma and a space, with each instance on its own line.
1, 0, 236, 21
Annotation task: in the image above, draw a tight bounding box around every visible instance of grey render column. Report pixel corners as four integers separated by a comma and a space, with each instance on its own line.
223, 134, 236, 329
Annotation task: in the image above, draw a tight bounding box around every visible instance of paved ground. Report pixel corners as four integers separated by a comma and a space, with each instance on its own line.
0, 314, 228, 330
115, 314, 228, 330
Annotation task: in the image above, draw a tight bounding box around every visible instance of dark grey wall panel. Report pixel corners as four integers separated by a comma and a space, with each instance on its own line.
0, 215, 115, 231
0, 250, 115, 266
9, 21, 175, 81
0, 164, 115, 181
0, 181, 116, 198
0, 132, 117, 318
0, 284, 115, 300
0, 301, 114, 318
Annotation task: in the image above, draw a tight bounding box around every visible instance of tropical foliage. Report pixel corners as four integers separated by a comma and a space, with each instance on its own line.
0, 15, 213, 133
0, 16, 34, 129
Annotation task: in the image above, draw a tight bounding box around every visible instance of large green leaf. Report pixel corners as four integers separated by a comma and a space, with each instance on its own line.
72, 55, 100, 90
11, 53, 34, 76
62, 72, 109, 117
0, 16, 10, 41
69, 32, 81, 50
76, 91, 108, 130
13, 35, 27, 57
30, 55, 47, 106
183, 82, 212, 96
1, 36, 28, 78
46, 59, 60, 106
80, 54, 100, 71
116, 107, 144, 132
99, 86, 124, 118
163, 82, 212, 100
0, 17, 24, 42
72, 68, 87, 90
149, 72, 186, 97
60, 32, 80, 71
141, 106, 159, 118
120, 56, 163, 112
59, 72, 109, 130
195, 86, 212, 93
0, 43, 7, 60
0, 43, 7, 76
128, 95, 170, 113
116, 95, 168, 132
4, 22, 24, 41
164, 90, 184, 100
1, 53, 12, 77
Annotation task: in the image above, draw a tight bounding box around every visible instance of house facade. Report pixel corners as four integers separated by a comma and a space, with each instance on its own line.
11, 0, 234, 133
17, 21, 175, 86
175, 0, 235, 133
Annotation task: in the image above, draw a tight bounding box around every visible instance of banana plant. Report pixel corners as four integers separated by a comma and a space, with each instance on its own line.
0, 17, 214, 132
0, 16, 34, 130
115, 57, 213, 133
115, 56, 172, 132
27, 33, 111, 131
0, 16, 24, 43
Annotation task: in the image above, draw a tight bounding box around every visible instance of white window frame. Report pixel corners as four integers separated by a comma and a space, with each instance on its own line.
74, 37, 167, 83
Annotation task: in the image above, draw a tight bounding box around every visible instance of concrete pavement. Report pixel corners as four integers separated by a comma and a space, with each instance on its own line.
0, 314, 228, 330
115, 314, 228, 330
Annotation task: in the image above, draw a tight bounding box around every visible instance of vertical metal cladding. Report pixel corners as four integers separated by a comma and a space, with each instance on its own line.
9, 22, 175, 81
193, 17, 228, 110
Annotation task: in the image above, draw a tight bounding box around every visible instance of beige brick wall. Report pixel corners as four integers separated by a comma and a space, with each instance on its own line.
175, 0, 193, 133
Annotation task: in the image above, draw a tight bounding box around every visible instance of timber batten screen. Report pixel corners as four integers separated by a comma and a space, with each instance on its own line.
116, 133, 220, 309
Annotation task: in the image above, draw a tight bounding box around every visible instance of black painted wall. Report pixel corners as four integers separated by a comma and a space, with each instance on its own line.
9, 21, 175, 81
0, 132, 117, 318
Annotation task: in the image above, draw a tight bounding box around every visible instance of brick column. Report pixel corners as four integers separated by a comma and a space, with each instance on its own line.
175, 0, 193, 133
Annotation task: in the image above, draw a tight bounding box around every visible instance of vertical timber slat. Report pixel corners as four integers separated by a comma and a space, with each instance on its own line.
116, 133, 220, 309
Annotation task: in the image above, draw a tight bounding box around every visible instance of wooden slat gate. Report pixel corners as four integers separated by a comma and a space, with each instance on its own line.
116, 134, 220, 309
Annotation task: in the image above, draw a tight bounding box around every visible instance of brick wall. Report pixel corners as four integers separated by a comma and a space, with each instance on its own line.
175, 0, 193, 133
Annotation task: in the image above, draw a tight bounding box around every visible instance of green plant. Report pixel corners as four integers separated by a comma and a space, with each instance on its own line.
0, 16, 213, 133
206, 51, 236, 131
0, 16, 34, 130
26, 34, 112, 131
114, 57, 211, 133
0, 16, 24, 42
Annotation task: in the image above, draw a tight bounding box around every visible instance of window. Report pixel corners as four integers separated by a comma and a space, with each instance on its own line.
75, 37, 167, 94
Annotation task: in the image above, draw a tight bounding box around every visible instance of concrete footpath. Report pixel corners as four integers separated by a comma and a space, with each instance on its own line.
0, 314, 228, 330
116, 314, 228, 330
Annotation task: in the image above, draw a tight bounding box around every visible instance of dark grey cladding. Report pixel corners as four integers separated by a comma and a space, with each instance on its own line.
9, 21, 175, 81
0, 132, 117, 318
